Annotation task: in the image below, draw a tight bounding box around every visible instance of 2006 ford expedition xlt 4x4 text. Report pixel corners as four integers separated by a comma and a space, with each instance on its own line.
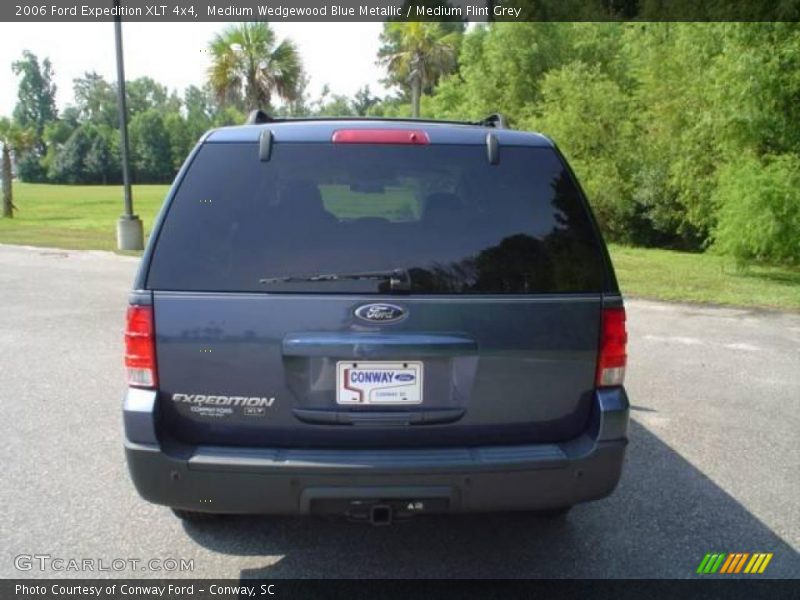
123, 113, 629, 525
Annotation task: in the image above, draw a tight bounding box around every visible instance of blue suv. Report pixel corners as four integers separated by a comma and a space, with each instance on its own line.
123, 113, 629, 524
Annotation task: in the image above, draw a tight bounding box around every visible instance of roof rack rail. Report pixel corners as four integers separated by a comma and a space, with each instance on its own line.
238, 113, 512, 129
245, 109, 273, 125
481, 113, 508, 129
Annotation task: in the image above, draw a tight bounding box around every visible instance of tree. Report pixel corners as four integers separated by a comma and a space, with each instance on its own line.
623, 23, 728, 247
352, 86, 380, 116
212, 106, 247, 127
713, 154, 800, 265
184, 85, 215, 139
429, 23, 574, 122
72, 72, 118, 127
308, 84, 355, 117
0, 118, 34, 218
273, 72, 313, 117
378, 22, 460, 117
84, 126, 116, 185
208, 22, 302, 112
127, 77, 182, 117
378, 1, 465, 95
163, 112, 192, 170
11, 50, 58, 182
129, 110, 173, 183
49, 125, 94, 184
41, 110, 80, 180
534, 61, 638, 242
283, 72, 313, 116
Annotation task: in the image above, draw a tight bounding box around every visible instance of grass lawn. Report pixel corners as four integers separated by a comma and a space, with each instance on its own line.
1, 183, 798, 311
0, 182, 170, 251
609, 245, 800, 311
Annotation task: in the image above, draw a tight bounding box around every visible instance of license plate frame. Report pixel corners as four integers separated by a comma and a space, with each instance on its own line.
336, 361, 423, 405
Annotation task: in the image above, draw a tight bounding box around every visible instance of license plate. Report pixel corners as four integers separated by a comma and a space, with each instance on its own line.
336, 361, 423, 405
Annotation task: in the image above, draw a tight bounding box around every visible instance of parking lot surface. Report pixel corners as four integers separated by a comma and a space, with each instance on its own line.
1, 244, 797, 578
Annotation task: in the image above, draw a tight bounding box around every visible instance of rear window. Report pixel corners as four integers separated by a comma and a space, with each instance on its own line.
146, 142, 609, 294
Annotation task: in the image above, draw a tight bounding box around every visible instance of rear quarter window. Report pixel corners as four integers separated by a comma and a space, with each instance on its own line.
146, 141, 611, 294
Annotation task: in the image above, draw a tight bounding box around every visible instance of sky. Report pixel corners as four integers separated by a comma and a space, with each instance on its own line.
0, 22, 388, 118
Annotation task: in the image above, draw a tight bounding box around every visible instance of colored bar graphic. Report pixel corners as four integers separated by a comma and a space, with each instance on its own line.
720, 553, 740, 574
744, 554, 760, 573
719, 554, 736, 574
734, 553, 749, 573
703, 554, 719, 574
697, 552, 773, 575
697, 553, 712, 574
710, 554, 725, 573
758, 554, 773, 573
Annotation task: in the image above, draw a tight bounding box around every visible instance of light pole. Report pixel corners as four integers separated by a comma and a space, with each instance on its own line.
114, 0, 143, 250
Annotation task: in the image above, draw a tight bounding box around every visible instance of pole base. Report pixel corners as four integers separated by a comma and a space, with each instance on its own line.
116, 215, 144, 251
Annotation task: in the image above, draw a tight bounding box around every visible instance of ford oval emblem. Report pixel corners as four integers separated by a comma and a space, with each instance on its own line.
354, 303, 407, 324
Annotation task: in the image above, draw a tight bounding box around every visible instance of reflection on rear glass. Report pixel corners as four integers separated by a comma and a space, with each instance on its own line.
147, 143, 606, 294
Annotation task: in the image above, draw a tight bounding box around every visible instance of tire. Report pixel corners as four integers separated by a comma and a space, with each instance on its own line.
171, 508, 220, 523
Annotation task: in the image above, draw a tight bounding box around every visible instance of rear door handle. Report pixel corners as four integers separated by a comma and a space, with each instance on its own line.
283, 332, 477, 358
292, 408, 465, 426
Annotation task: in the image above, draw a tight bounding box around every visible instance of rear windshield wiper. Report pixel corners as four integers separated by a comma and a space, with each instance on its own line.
259, 268, 411, 291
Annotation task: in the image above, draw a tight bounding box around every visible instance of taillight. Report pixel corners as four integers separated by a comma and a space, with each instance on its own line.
331, 129, 430, 145
125, 305, 157, 388
596, 307, 627, 387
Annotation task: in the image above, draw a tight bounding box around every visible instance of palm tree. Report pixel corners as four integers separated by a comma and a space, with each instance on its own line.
379, 22, 460, 118
208, 22, 302, 112
0, 118, 33, 219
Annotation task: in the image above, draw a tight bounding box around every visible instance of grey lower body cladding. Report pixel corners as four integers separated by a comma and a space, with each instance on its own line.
123, 388, 629, 515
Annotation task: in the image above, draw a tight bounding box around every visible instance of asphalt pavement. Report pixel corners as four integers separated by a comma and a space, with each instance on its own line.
0, 244, 797, 578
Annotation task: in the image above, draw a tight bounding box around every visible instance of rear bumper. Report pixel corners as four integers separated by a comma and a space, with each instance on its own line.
123, 388, 629, 515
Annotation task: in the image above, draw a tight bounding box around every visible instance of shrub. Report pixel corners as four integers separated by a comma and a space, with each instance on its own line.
713, 154, 800, 264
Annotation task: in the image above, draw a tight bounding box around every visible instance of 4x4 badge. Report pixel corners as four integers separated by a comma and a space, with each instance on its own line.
354, 303, 407, 323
